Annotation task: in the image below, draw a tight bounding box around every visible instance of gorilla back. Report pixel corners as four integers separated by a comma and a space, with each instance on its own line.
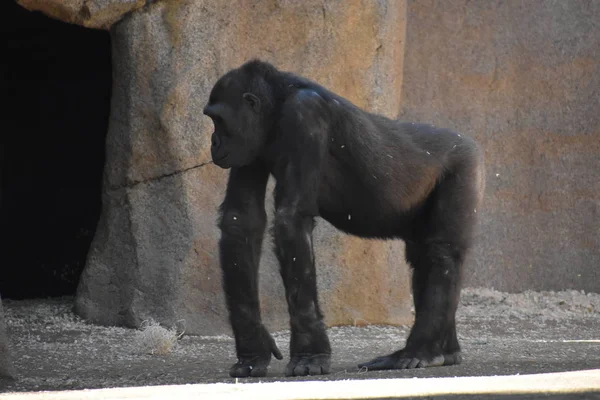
203, 59, 484, 377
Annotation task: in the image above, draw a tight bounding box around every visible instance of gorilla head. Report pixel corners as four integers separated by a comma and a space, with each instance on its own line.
203, 67, 271, 169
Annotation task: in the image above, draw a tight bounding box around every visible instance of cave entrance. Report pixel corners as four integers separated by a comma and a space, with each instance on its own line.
0, 2, 111, 299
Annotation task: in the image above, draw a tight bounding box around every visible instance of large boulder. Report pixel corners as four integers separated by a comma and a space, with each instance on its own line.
0, 297, 15, 380
16, 0, 145, 29
74, 1, 412, 335
400, 0, 600, 292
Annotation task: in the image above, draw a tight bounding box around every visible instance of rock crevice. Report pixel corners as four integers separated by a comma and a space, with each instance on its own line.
108, 161, 214, 191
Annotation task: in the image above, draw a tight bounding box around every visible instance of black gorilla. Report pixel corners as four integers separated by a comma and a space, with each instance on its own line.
203, 59, 484, 378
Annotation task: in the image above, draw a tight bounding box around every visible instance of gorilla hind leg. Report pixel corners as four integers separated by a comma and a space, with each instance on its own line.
359, 165, 480, 370
404, 240, 463, 366
359, 241, 463, 370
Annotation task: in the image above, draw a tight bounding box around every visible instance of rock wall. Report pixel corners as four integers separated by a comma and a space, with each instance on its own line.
74, 0, 412, 335
400, 0, 600, 292
17, 0, 598, 335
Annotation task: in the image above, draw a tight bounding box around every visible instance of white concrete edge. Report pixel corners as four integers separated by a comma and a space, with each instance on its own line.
2, 369, 600, 400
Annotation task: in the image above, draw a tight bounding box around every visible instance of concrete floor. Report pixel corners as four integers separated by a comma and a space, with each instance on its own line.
1, 289, 599, 398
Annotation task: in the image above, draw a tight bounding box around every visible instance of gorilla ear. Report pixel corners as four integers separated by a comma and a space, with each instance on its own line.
242, 92, 261, 113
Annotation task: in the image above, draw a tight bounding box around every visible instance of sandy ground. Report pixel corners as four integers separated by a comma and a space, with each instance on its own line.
1, 288, 599, 397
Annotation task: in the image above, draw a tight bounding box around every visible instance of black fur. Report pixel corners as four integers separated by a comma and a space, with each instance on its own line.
203, 59, 485, 377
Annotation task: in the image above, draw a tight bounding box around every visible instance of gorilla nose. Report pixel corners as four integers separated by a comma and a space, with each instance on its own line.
211, 133, 220, 148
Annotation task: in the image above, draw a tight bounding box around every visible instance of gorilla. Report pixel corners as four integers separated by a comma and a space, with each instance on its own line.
203, 59, 484, 378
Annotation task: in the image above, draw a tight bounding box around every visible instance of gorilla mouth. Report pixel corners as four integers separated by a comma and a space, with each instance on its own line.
213, 154, 231, 168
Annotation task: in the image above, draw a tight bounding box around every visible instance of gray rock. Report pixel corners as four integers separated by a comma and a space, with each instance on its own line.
400, 0, 600, 292
0, 296, 15, 380
16, 0, 145, 29
75, 0, 412, 335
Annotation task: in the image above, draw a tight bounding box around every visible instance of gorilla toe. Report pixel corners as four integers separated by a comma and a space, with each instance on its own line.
285, 354, 331, 377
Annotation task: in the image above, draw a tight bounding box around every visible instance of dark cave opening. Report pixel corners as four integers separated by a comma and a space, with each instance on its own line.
0, 2, 111, 299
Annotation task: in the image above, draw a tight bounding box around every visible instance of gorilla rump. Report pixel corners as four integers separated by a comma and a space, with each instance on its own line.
203, 59, 484, 377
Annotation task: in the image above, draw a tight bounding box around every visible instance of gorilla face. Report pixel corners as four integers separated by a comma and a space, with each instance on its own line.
203, 70, 265, 169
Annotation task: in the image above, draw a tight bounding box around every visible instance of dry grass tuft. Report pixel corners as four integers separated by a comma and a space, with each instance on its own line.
136, 319, 184, 355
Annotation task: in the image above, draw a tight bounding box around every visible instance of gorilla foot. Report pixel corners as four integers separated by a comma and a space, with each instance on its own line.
358, 350, 461, 371
229, 329, 283, 377
285, 353, 331, 377
230, 353, 281, 378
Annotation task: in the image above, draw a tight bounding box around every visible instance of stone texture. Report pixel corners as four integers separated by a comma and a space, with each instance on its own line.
75, 0, 411, 335
400, 0, 600, 292
17, 0, 145, 29
0, 296, 15, 380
